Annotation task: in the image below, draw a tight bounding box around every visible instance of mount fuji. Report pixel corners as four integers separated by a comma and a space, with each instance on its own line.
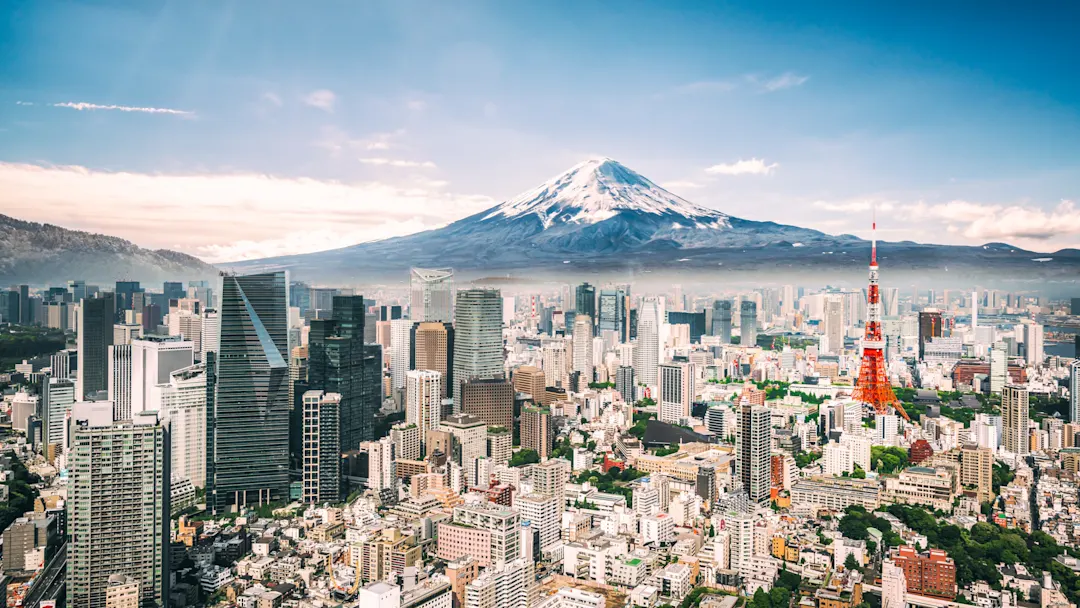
231, 158, 1080, 284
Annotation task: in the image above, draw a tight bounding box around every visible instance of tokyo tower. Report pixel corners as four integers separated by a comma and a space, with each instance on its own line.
852, 219, 910, 422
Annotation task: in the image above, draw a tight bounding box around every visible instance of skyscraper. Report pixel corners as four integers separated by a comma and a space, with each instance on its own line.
989, 342, 1007, 394
452, 289, 504, 406
460, 378, 513, 432
572, 314, 594, 383
712, 300, 733, 343
131, 335, 195, 416
208, 272, 290, 512
634, 297, 660, 387
302, 390, 341, 504
413, 322, 454, 400
658, 362, 694, 424
17, 284, 29, 324
1021, 321, 1044, 366
68, 412, 169, 607
390, 318, 414, 392
739, 300, 757, 346
160, 364, 208, 488
575, 282, 596, 336
410, 268, 454, 323
308, 295, 380, 446
1002, 384, 1030, 455
918, 309, 943, 360
598, 288, 628, 342
824, 295, 844, 354
114, 281, 143, 314
108, 344, 133, 421
406, 370, 443, 452
521, 405, 553, 458
615, 365, 635, 403
42, 376, 75, 450
738, 398, 771, 503
77, 292, 116, 400
1071, 360, 1080, 423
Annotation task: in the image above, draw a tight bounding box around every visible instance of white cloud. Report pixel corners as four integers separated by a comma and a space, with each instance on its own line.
359, 157, 437, 169
303, 89, 337, 112
661, 180, 704, 190
911, 199, 1080, 241
52, 101, 194, 116
748, 72, 810, 92
316, 127, 405, 155
705, 158, 778, 176
15, 101, 33, 106
0, 162, 494, 263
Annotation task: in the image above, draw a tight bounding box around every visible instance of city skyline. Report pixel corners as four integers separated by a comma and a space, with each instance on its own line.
2, 2, 1079, 262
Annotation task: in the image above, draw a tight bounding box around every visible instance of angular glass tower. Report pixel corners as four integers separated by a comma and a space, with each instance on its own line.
207, 271, 290, 512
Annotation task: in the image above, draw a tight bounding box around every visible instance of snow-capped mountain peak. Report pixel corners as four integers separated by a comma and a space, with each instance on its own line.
483, 157, 729, 229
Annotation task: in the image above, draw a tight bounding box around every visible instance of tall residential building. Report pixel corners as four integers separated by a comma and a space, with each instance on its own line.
961, 444, 994, 503
460, 378, 513, 432
658, 361, 694, 424
302, 390, 341, 504
824, 295, 845, 354
1002, 384, 1030, 455
77, 292, 116, 400
208, 272, 290, 512
131, 336, 195, 416
200, 309, 219, 360
308, 295, 380, 446
487, 427, 512, 465
464, 558, 535, 608
517, 493, 562, 552
68, 412, 169, 607
108, 344, 133, 421
634, 297, 660, 386
453, 289, 504, 406
406, 370, 443, 452
531, 458, 571, 497
42, 376, 75, 450
739, 399, 771, 503
881, 560, 907, 608
511, 365, 546, 404
1021, 321, 1044, 366
615, 365, 635, 403
712, 300, 733, 342
989, 342, 1007, 394
413, 321, 454, 400
740, 300, 757, 346
1071, 360, 1080, 424
541, 339, 568, 389
410, 268, 454, 323
167, 310, 203, 356
160, 364, 208, 488
358, 436, 396, 492
390, 318, 414, 392
441, 413, 487, 485
521, 406, 553, 459
572, 314, 594, 383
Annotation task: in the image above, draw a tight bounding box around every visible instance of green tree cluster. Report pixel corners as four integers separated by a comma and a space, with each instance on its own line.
871, 446, 909, 473
838, 505, 903, 547
510, 449, 540, 467
0, 326, 66, 370
654, 444, 680, 457
0, 452, 40, 532
794, 450, 822, 468
992, 463, 1015, 494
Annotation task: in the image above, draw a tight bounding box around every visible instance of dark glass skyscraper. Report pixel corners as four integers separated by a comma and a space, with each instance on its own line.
115, 281, 143, 315
712, 300, 732, 343
308, 295, 381, 448
740, 300, 757, 346
77, 292, 115, 400
575, 283, 596, 336
208, 272, 290, 512
598, 288, 628, 342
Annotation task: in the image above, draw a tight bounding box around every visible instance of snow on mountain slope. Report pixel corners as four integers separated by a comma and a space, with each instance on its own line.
481, 157, 730, 229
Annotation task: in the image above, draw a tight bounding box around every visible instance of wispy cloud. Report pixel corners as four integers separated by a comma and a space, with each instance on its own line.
0, 162, 493, 262
15, 101, 33, 106
52, 101, 194, 116
303, 89, 337, 112
911, 200, 1080, 241
705, 158, 778, 176
261, 92, 283, 107
671, 80, 739, 95
812, 200, 896, 213
316, 127, 406, 155
359, 157, 437, 169
661, 180, 704, 190
747, 72, 810, 92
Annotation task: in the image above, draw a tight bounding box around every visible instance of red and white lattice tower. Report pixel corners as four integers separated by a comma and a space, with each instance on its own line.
852, 218, 910, 421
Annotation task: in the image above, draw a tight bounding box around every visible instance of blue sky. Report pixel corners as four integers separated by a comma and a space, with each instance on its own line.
2, 1, 1079, 261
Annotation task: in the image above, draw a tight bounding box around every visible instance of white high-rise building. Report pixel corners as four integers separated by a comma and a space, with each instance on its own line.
634, 298, 660, 387
406, 370, 442, 450
573, 314, 594, 384
876, 414, 899, 446
727, 513, 754, 578
658, 361, 694, 424
113, 323, 142, 346
1002, 384, 1029, 455
358, 436, 396, 492
1021, 321, 1044, 366
356, 582, 401, 608
824, 295, 844, 355
1071, 360, 1080, 424
517, 493, 562, 553
465, 558, 535, 608
840, 433, 872, 471
989, 341, 1007, 394
168, 311, 203, 356
881, 560, 907, 608
200, 310, 219, 361
131, 336, 194, 416
542, 339, 568, 389
108, 344, 133, 421
159, 364, 207, 488
42, 377, 76, 449
440, 413, 486, 486
410, 268, 454, 323
390, 319, 414, 392
823, 442, 853, 476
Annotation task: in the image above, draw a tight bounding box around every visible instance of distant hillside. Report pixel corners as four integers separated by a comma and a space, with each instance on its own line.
0, 214, 215, 286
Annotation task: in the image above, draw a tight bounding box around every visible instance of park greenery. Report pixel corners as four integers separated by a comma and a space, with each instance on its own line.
573, 466, 647, 506
794, 450, 822, 469
509, 448, 540, 467
747, 569, 802, 608
653, 444, 681, 457
0, 325, 67, 370
628, 410, 655, 439
870, 446, 909, 473
0, 452, 40, 532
